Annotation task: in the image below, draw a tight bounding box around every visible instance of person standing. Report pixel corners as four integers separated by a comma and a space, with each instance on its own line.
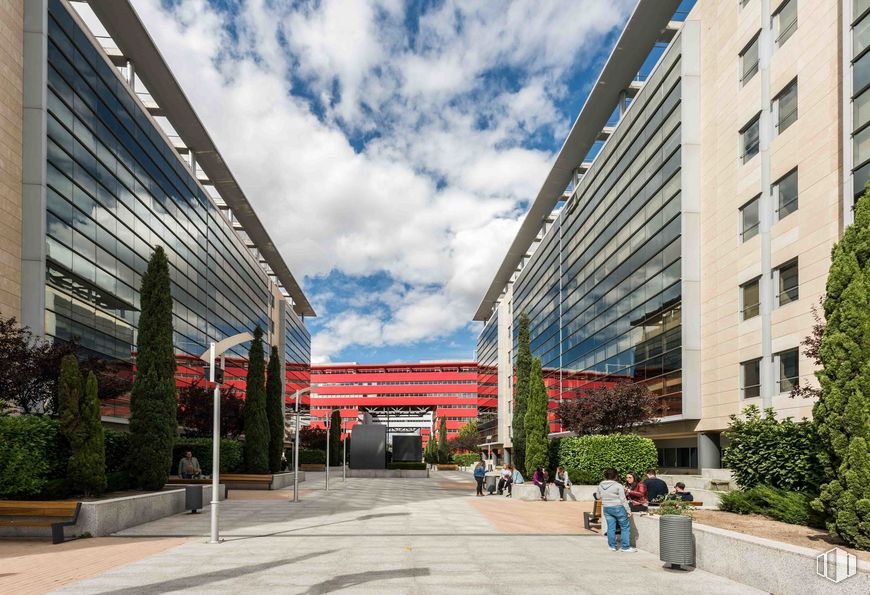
643, 469, 668, 506
624, 472, 648, 512
554, 466, 570, 501
597, 468, 635, 552
533, 466, 548, 501
473, 461, 486, 497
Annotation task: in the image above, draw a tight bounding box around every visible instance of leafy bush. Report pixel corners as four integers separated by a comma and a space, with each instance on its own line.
105, 430, 132, 473
719, 485, 824, 527
106, 470, 133, 492
0, 416, 69, 498
558, 434, 657, 485
722, 406, 821, 492
453, 453, 480, 467
299, 448, 326, 464
387, 462, 427, 470
171, 438, 244, 475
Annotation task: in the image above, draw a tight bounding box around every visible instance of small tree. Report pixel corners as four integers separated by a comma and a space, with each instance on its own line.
329, 409, 342, 466
423, 437, 437, 465
243, 326, 270, 473
75, 372, 106, 496
790, 302, 824, 400
437, 417, 450, 464
177, 381, 245, 437
58, 354, 83, 480
524, 357, 549, 476
449, 420, 479, 453
512, 312, 532, 474
129, 247, 177, 491
299, 426, 327, 450
266, 346, 284, 473
813, 188, 870, 549
556, 382, 659, 436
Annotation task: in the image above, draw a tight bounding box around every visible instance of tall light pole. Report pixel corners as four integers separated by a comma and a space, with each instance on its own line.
199, 332, 253, 545
325, 416, 330, 491
292, 386, 313, 502
342, 426, 347, 481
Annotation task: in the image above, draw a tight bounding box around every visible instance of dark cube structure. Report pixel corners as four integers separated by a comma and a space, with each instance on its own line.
349, 423, 386, 469
392, 435, 422, 462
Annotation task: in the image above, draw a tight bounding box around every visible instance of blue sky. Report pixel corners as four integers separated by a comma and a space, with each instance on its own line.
135, 0, 647, 363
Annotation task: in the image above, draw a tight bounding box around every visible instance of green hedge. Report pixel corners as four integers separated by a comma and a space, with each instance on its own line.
719, 485, 825, 527
0, 415, 69, 499
387, 462, 426, 470
452, 453, 480, 467
558, 434, 657, 485
299, 448, 326, 464
105, 430, 132, 473
171, 438, 244, 475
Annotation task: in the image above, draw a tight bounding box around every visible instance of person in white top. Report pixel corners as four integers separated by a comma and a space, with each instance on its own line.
497, 464, 513, 496
554, 466, 571, 501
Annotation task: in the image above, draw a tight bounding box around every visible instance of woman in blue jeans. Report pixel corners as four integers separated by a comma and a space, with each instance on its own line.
595, 467, 636, 552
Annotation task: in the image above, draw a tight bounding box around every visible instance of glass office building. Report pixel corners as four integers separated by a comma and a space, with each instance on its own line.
25, 0, 313, 412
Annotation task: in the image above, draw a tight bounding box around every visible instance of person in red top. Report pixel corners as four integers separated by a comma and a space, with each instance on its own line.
624, 472, 648, 512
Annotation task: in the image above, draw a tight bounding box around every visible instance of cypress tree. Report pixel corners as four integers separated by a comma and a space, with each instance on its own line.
243, 326, 270, 473
129, 247, 177, 491
266, 346, 284, 473
813, 188, 870, 549
329, 408, 341, 466
512, 312, 532, 473
524, 357, 549, 477
69, 372, 106, 496
58, 354, 84, 484
437, 417, 450, 464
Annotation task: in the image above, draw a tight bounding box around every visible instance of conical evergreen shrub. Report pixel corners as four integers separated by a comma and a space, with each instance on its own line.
437, 417, 450, 464
512, 312, 531, 473
524, 357, 549, 476
814, 188, 870, 549
266, 346, 284, 473
244, 326, 270, 473
73, 372, 106, 496
129, 247, 177, 491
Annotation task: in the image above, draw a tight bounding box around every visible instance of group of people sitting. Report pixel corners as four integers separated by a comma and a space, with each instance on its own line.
621, 469, 694, 511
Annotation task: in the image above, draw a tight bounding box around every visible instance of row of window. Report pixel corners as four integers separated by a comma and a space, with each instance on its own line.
740, 168, 798, 241
740, 0, 797, 85
740, 79, 798, 164
740, 347, 799, 398
740, 259, 799, 320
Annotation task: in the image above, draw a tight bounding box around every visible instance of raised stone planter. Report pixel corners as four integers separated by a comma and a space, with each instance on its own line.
271, 471, 304, 489
512, 483, 596, 501
634, 513, 870, 594
347, 469, 429, 478
0, 484, 225, 539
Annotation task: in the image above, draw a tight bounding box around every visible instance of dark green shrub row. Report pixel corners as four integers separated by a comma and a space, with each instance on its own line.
0, 416, 68, 499
719, 485, 825, 528
105, 430, 132, 473
171, 438, 244, 475
299, 448, 326, 464
452, 453, 480, 467
387, 462, 426, 470
558, 434, 657, 485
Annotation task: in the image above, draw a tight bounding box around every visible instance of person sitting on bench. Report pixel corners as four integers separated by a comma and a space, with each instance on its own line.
178, 451, 202, 479
497, 464, 513, 495
671, 482, 694, 501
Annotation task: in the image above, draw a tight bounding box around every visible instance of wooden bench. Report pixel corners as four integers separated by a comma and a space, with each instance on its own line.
300, 464, 324, 472
0, 501, 81, 544
166, 478, 229, 499
220, 473, 274, 490
583, 499, 704, 531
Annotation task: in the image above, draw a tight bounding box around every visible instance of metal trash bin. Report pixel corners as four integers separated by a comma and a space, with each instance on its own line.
185, 484, 203, 513
484, 473, 498, 494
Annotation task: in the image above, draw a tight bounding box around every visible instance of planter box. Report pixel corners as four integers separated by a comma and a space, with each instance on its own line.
271, 471, 304, 489
634, 514, 870, 594
0, 485, 225, 539
347, 469, 429, 478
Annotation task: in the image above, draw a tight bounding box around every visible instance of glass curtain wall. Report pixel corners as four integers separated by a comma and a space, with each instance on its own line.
284, 303, 311, 400
854, 0, 870, 198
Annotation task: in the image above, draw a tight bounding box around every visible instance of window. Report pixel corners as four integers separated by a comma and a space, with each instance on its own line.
741, 196, 760, 241
855, 11, 870, 56
774, 79, 798, 133
741, 277, 760, 320
741, 358, 761, 399
773, 169, 798, 219
740, 35, 760, 84
776, 348, 799, 393
741, 0, 752, 8
776, 259, 799, 305
741, 115, 761, 162
774, 0, 797, 46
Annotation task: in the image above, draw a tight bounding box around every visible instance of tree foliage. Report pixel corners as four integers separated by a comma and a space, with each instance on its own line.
177, 380, 245, 438
558, 434, 657, 485
722, 405, 821, 492
523, 357, 549, 476
437, 417, 450, 464
555, 382, 659, 436
266, 346, 285, 473
299, 426, 327, 450
813, 189, 870, 549
329, 409, 342, 465
243, 326, 270, 474
790, 302, 824, 400
512, 311, 531, 474
129, 247, 177, 491
449, 420, 480, 453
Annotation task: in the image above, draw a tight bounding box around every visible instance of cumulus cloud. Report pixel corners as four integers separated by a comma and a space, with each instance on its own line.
130, 0, 633, 362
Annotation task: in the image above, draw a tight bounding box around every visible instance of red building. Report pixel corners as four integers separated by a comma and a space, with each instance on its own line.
309, 362, 492, 446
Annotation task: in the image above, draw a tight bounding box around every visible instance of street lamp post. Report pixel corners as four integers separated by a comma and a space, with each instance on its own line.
342, 428, 347, 481
292, 387, 313, 502
325, 416, 330, 491
199, 332, 253, 545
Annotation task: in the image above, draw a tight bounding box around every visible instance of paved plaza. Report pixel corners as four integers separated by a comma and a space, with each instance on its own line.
5, 472, 762, 594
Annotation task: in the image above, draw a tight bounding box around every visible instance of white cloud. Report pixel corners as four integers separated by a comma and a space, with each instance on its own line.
130, 0, 632, 362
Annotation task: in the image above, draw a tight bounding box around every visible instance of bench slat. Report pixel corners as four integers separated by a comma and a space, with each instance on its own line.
220, 474, 272, 481
0, 519, 59, 527
0, 501, 78, 512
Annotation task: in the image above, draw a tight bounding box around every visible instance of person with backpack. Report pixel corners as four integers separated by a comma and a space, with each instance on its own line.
596, 467, 635, 552
473, 461, 486, 496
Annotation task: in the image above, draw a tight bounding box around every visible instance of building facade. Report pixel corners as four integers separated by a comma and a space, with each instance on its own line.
475, 0, 852, 471
309, 362, 490, 447
2, 0, 312, 418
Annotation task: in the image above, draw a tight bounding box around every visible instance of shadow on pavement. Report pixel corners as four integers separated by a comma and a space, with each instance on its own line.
96, 549, 337, 595
304, 567, 430, 594
224, 512, 411, 542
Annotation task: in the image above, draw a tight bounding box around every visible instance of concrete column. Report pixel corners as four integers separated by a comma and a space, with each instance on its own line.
758, 0, 775, 410
698, 432, 722, 470
497, 285, 513, 449
20, 0, 47, 336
